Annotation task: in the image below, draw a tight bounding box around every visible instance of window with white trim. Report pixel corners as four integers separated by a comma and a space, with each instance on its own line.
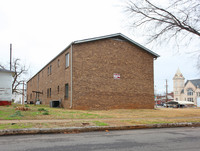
187, 98, 193, 102
66, 53, 69, 67
187, 88, 193, 96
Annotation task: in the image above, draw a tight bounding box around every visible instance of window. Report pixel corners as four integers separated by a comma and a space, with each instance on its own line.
187, 88, 193, 96
49, 88, 51, 98
57, 86, 60, 94
47, 65, 52, 75
47, 88, 51, 98
58, 59, 60, 67
66, 53, 69, 67
48, 67, 50, 75
50, 65, 52, 75
47, 89, 49, 98
65, 84, 69, 99
197, 92, 200, 97
187, 98, 193, 102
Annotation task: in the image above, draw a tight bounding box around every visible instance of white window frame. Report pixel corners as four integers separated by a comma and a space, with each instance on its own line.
187, 88, 193, 96
66, 53, 69, 67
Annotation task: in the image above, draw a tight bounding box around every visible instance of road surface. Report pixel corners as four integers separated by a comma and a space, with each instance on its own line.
0, 127, 200, 151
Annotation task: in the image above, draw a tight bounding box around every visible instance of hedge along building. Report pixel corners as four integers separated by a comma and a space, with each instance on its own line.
27, 33, 159, 110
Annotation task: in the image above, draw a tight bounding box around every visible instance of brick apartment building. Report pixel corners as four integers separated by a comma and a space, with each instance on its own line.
27, 33, 159, 110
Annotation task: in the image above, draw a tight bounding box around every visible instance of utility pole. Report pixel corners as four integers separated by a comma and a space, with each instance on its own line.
166, 79, 168, 103
22, 81, 24, 105
10, 43, 12, 71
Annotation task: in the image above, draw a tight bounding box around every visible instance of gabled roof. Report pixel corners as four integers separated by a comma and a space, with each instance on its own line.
74, 33, 160, 58
185, 79, 200, 88
27, 33, 159, 82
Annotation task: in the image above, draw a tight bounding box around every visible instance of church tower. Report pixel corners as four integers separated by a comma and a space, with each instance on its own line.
173, 68, 185, 101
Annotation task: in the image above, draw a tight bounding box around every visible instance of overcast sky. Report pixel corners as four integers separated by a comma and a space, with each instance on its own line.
0, 0, 199, 94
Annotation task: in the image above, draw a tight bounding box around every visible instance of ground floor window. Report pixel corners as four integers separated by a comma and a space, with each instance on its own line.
49, 88, 51, 98
47, 89, 49, 98
57, 86, 60, 94
187, 98, 193, 102
65, 84, 69, 99
47, 88, 51, 98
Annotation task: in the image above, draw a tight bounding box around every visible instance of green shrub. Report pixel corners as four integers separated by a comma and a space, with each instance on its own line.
38, 108, 47, 112
42, 111, 49, 115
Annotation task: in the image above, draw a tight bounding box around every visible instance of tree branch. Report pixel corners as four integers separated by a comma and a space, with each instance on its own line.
125, 0, 200, 44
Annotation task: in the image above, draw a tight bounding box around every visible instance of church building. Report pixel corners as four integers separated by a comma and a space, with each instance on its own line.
173, 68, 200, 106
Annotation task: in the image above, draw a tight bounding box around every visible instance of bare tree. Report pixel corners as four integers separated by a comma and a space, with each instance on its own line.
0, 58, 28, 94
124, 0, 200, 45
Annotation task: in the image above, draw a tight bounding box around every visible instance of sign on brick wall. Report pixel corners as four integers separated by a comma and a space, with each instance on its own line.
113, 73, 120, 79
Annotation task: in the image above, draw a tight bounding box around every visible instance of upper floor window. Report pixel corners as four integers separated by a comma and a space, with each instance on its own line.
48, 67, 50, 75
66, 53, 69, 67
47, 65, 52, 75
197, 92, 200, 97
58, 59, 60, 67
187, 88, 193, 96
50, 65, 52, 75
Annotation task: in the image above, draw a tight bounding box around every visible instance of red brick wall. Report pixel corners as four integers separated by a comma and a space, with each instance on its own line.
27, 47, 72, 108
27, 38, 155, 110
72, 38, 154, 109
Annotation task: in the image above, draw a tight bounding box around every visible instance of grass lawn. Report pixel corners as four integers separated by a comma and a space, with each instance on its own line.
0, 104, 112, 120
0, 104, 200, 130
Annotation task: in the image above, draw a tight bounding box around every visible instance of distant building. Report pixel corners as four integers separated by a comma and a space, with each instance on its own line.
27, 33, 159, 110
155, 92, 174, 106
0, 69, 14, 106
173, 68, 200, 106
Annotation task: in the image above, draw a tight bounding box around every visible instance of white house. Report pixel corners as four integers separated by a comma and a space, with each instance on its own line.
0, 69, 14, 106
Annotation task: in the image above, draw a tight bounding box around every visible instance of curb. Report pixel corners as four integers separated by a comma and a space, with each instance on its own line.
1, 122, 200, 136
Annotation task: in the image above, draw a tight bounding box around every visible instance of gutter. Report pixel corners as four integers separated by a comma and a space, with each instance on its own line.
1, 122, 200, 136
70, 43, 73, 109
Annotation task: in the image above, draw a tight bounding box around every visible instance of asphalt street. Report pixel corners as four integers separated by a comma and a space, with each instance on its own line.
0, 127, 200, 151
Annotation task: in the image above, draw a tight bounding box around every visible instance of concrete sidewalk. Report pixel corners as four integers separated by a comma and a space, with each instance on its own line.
1, 122, 200, 136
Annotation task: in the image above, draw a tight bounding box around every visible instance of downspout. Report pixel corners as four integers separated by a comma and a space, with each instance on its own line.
70, 43, 73, 109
